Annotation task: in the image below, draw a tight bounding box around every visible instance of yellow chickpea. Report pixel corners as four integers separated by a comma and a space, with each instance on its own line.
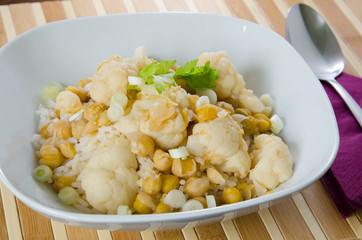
84, 120, 98, 135
142, 176, 163, 195
171, 157, 197, 179
53, 120, 72, 140
237, 183, 257, 200
40, 123, 53, 139
84, 102, 106, 121
71, 118, 87, 140
77, 78, 92, 89
39, 144, 64, 169
59, 142, 77, 159
192, 197, 207, 208
133, 192, 156, 214
154, 202, 172, 214
130, 133, 154, 157
184, 177, 209, 198
153, 149, 172, 172
222, 187, 243, 204
66, 86, 87, 102
97, 111, 112, 127
53, 176, 75, 192
160, 175, 180, 193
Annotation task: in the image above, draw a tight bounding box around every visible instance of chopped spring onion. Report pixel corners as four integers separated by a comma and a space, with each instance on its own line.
107, 105, 124, 122
69, 108, 84, 122
270, 114, 284, 134
196, 89, 217, 105
32, 165, 53, 183
163, 189, 186, 209
117, 205, 132, 215
42, 85, 60, 100
195, 96, 210, 109
206, 195, 217, 208
168, 146, 189, 159
128, 76, 145, 86
58, 186, 80, 205
182, 200, 204, 212
110, 92, 128, 109
260, 94, 274, 107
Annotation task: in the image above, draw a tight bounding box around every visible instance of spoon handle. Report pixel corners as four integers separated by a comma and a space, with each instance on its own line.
325, 78, 362, 128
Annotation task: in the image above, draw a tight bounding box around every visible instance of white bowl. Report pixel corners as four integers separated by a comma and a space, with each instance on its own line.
0, 13, 339, 230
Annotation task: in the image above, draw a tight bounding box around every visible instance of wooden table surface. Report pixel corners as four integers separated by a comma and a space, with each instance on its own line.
0, 0, 361, 239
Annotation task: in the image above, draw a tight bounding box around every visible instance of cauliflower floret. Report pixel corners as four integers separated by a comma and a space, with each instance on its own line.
186, 116, 251, 178
81, 136, 139, 214
238, 89, 272, 116
217, 142, 250, 178
249, 134, 293, 195
197, 51, 245, 100
55, 91, 82, 113
115, 93, 188, 150
90, 59, 130, 105
167, 86, 190, 108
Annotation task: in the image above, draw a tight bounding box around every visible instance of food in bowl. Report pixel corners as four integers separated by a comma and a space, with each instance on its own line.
32, 46, 294, 215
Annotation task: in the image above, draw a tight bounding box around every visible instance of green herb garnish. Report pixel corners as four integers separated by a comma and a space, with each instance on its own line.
173, 59, 218, 90
138, 58, 218, 94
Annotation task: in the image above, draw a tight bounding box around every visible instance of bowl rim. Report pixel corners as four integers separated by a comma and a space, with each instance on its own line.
0, 12, 340, 224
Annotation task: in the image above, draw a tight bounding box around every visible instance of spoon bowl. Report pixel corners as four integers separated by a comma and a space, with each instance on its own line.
286, 3, 362, 127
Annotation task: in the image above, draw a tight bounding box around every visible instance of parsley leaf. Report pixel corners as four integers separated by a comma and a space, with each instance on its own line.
139, 62, 158, 84
173, 60, 218, 90
152, 75, 176, 94
138, 58, 218, 94
156, 60, 177, 75
138, 60, 177, 94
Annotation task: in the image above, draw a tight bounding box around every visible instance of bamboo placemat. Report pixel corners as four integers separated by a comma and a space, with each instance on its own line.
0, 0, 361, 239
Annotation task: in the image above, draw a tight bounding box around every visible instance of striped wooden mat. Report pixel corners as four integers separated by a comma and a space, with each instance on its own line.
0, 0, 361, 239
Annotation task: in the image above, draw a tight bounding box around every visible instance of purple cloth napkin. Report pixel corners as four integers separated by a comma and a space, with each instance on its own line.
321, 72, 362, 218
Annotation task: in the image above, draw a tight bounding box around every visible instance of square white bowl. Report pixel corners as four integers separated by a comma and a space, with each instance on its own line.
0, 13, 339, 230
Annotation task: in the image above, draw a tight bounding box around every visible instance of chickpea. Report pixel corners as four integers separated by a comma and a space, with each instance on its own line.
53, 176, 75, 192
235, 108, 251, 116
66, 86, 87, 102
39, 144, 64, 169
184, 177, 209, 198
53, 120, 72, 140
253, 114, 271, 133
77, 78, 92, 89
237, 183, 257, 200
142, 176, 162, 195
216, 101, 234, 114
192, 197, 207, 208
153, 149, 172, 172
206, 167, 225, 185
59, 142, 77, 159
133, 192, 156, 214
40, 123, 53, 139
71, 118, 87, 139
171, 157, 197, 179
242, 114, 271, 135
160, 175, 180, 193
84, 102, 106, 121
154, 202, 172, 214
84, 120, 98, 135
222, 187, 242, 204
224, 96, 239, 109
97, 111, 112, 127
130, 133, 154, 157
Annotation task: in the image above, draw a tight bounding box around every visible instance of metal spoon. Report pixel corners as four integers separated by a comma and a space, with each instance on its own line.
286, 3, 362, 128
